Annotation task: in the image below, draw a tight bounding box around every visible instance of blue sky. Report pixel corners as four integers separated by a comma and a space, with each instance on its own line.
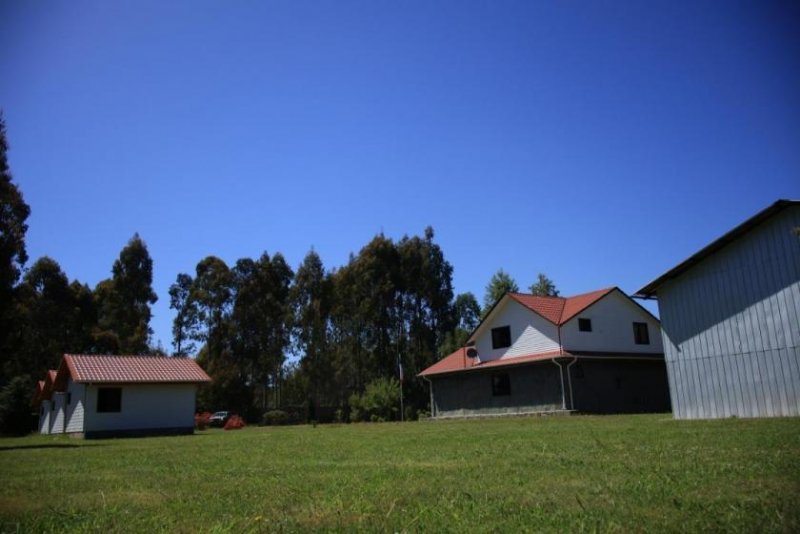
1, 1, 798, 352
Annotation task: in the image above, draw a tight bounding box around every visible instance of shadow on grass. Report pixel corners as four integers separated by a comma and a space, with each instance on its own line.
0, 443, 104, 452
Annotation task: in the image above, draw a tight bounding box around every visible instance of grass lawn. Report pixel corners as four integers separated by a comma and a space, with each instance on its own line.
1, 414, 799, 533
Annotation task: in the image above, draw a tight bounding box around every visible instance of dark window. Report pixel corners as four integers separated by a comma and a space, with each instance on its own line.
491, 326, 512, 349
633, 322, 650, 345
578, 318, 592, 332
615, 377, 622, 389
97, 388, 122, 413
492, 373, 511, 396
574, 364, 584, 379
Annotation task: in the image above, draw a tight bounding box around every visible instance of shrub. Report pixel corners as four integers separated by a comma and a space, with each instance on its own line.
224, 415, 246, 430
262, 410, 289, 426
348, 377, 400, 423
0, 376, 35, 436
194, 412, 212, 430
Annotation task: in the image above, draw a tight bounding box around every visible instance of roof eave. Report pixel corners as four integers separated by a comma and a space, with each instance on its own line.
635, 199, 799, 298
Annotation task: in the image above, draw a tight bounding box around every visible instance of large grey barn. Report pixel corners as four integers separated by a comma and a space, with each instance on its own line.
636, 200, 800, 419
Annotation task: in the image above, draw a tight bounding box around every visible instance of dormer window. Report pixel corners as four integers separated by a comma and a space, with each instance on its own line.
491, 326, 512, 349
578, 318, 592, 332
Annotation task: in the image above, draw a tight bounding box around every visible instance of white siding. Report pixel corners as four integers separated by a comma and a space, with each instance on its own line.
473, 298, 560, 361
561, 290, 663, 353
38, 400, 51, 434
83, 383, 197, 433
64, 380, 85, 434
50, 393, 66, 434
658, 205, 800, 419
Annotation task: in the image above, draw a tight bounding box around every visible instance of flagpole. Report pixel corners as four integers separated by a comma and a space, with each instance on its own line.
399, 358, 404, 422
398, 303, 404, 422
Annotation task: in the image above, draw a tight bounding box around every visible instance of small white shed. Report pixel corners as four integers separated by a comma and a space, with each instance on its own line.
33, 354, 211, 438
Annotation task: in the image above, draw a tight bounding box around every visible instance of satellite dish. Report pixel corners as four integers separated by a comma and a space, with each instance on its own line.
466, 348, 478, 359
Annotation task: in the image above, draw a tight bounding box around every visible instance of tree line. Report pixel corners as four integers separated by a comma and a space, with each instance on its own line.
0, 114, 558, 431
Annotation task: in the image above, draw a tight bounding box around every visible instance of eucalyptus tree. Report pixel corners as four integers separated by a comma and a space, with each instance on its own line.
169, 273, 196, 356
529, 273, 559, 297
12, 258, 81, 378
483, 269, 519, 313
95, 234, 158, 354
291, 249, 333, 412
0, 114, 31, 383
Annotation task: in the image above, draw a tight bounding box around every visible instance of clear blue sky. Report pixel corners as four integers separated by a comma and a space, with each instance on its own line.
1, 1, 798, 352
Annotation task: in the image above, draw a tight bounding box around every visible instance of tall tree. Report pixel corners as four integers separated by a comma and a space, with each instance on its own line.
453, 292, 481, 331
291, 250, 333, 414
528, 273, 559, 297
230, 252, 293, 412
0, 114, 31, 383
439, 292, 481, 357
169, 273, 196, 356
189, 256, 233, 352
483, 269, 519, 312
96, 234, 158, 354
13, 257, 93, 378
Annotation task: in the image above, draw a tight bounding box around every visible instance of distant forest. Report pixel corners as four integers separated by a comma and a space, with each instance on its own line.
0, 115, 558, 425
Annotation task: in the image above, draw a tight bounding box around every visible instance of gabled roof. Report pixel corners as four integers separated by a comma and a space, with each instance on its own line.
636, 199, 800, 298
61, 354, 212, 384
43, 370, 57, 397
507, 287, 616, 325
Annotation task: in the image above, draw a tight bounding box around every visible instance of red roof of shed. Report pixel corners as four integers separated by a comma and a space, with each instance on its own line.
62, 354, 211, 384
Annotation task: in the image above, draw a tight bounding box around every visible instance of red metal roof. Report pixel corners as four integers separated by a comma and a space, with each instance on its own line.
419, 348, 664, 377
62, 354, 212, 384
419, 348, 570, 377
507, 287, 616, 325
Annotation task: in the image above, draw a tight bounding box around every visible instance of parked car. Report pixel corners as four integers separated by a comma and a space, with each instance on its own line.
209, 411, 230, 427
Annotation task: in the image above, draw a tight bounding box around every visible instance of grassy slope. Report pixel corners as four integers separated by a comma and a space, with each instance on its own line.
0, 414, 798, 533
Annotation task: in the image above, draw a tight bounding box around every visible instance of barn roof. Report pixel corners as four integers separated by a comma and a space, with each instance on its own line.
635, 199, 800, 298
60, 354, 212, 384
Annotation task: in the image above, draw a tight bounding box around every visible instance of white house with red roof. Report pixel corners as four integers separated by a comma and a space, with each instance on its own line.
419, 287, 670, 417
32, 354, 211, 438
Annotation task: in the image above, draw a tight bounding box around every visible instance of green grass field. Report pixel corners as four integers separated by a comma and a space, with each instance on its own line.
1, 414, 798, 533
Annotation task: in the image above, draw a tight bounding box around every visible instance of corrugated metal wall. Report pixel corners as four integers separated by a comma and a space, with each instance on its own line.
659, 206, 800, 419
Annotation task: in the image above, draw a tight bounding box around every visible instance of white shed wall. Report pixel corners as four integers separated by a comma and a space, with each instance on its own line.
38, 400, 51, 434
83, 383, 197, 433
657, 205, 800, 419
473, 298, 560, 361
561, 290, 663, 353
49, 393, 66, 434
64, 380, 85, 434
